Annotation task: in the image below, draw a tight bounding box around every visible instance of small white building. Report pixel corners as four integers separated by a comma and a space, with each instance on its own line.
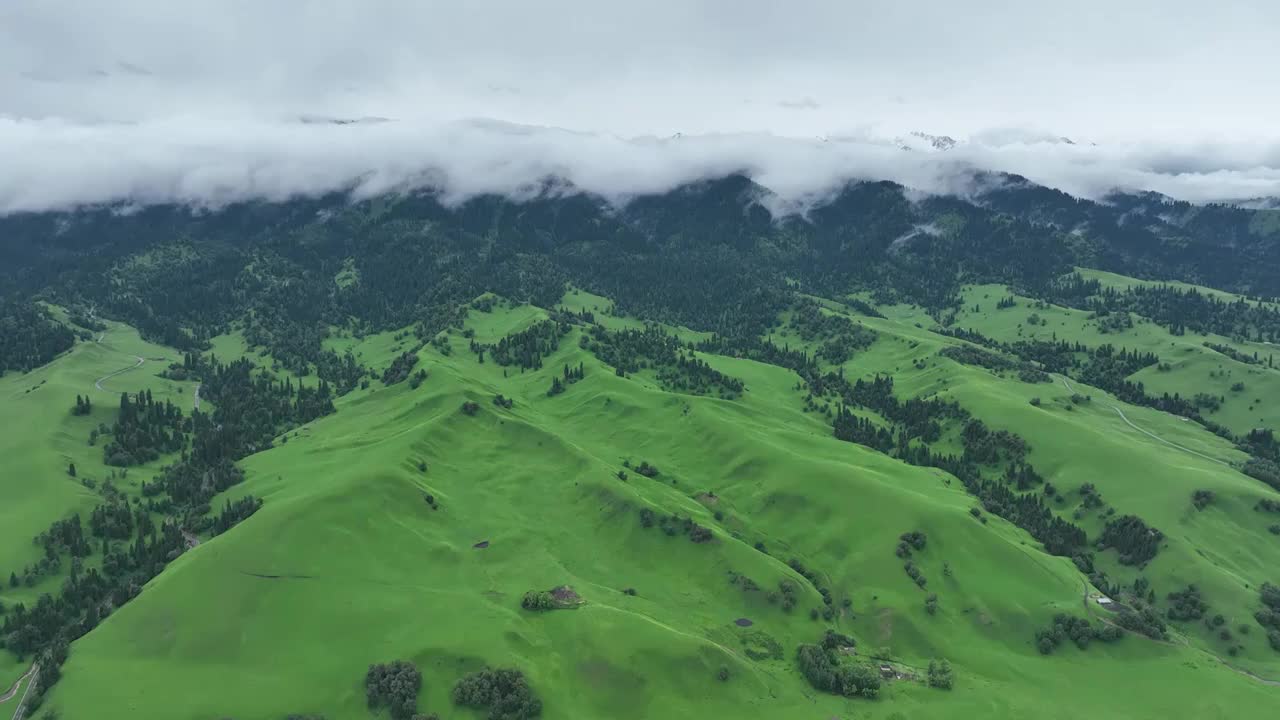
1096, 596, 1114, 606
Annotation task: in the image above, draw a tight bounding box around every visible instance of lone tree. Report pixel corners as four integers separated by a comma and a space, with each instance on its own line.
521, 590, 557, 611
927, 659, 954, 690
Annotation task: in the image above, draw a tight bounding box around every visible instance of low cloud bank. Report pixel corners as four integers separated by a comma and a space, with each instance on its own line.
2, 117, 1279, 214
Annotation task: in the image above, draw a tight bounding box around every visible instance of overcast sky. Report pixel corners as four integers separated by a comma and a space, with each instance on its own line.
2, 0, 1279, 211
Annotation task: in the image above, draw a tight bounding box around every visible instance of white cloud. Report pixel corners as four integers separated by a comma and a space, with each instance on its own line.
1, 1, 1278, 212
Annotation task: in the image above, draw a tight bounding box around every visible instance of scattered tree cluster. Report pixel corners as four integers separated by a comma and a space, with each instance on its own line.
771, 579, 799, 612
626, 459, 660, 478
939, 344, 1049, 383
1191, 489, 1215, 511
71, 394, 93, 416
407, 368, 428, 389
452, 667, 542, 720
546, 363, 584, 396
521, 591, 558, 611
1034, 614, 1123, 654
140, 357, 334, 511
1072, 280, 1280, 346
786, 298, 878, 364
960, 418, 1030, 465
1203, 341, 1261, 365
1166, 585, 1208, 622
1097, 515, 1164, 566
1114, 601, 1168, 640
365, 660, 423, 720
1244, 456, 1280, 493
382, 350, 422, 385
637, 508, 713, 543
476, 319, 570, 370
890, 440, 1087, 558
777, 558, 840, 620
1254, 583, 1280, 652
101, 390, 188, 467
583, 325, 745, 398
926, 659, 954, 689
313, 348, 369, 394
88, 492, 135, 540
795, 633, 880, 699
895, 530, 931, 590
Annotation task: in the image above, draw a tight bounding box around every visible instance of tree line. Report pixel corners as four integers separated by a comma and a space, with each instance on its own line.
0, 300, 76, 374
0, 349, 329, 710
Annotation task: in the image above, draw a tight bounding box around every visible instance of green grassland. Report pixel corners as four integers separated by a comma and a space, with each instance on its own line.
0, 286, 1264, 717
5, 276, 1280, 719
1078, 268, 1280, 310
557, 288, 713, 343
0, 668, 33, 713
950, 281, 1280, 437
812, 296, 1279, 673
0, 314, 198, 687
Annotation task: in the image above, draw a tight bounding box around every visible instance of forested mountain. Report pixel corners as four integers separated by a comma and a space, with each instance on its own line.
2, 173, 1277, 364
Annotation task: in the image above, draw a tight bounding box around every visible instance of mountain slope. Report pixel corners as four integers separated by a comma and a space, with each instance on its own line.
2, 176, 1280, 718
29, 297, 1280, 719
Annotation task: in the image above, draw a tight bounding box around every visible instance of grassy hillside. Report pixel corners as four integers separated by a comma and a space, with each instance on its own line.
0, 312, 200, 684
950, 281, 1280, 437
813, 294, 1280, 674
6, 289, 1273, 719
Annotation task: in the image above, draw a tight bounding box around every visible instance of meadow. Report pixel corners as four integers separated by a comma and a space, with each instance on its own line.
3, 276, 1279, 719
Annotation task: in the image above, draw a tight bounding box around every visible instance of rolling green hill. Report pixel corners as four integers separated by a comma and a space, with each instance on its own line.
0, 288, 1273, 719
2, 180, 1280, 719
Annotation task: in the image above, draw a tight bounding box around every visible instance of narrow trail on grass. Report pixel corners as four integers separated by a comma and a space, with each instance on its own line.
1228, 665, 1280, 688
93, 353, 145, 392
89, 325, 200, 412
1055, 375, 1232, 468
0, 665, 34, 703
5, 664, 37, 720
90, 327, 146, 393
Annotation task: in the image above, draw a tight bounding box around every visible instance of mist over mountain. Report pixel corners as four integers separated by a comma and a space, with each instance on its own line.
4, 1, 1280, 213
6, 5, 1280, 719
2, 117, 1279, 215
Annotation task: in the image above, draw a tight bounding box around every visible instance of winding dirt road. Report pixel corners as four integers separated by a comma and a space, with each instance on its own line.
93, 353, 145, 392
1055, 374, 1231, 467
90, 325, 146, 394
90, 326, 201, 412
1057, 385, 1280, 687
